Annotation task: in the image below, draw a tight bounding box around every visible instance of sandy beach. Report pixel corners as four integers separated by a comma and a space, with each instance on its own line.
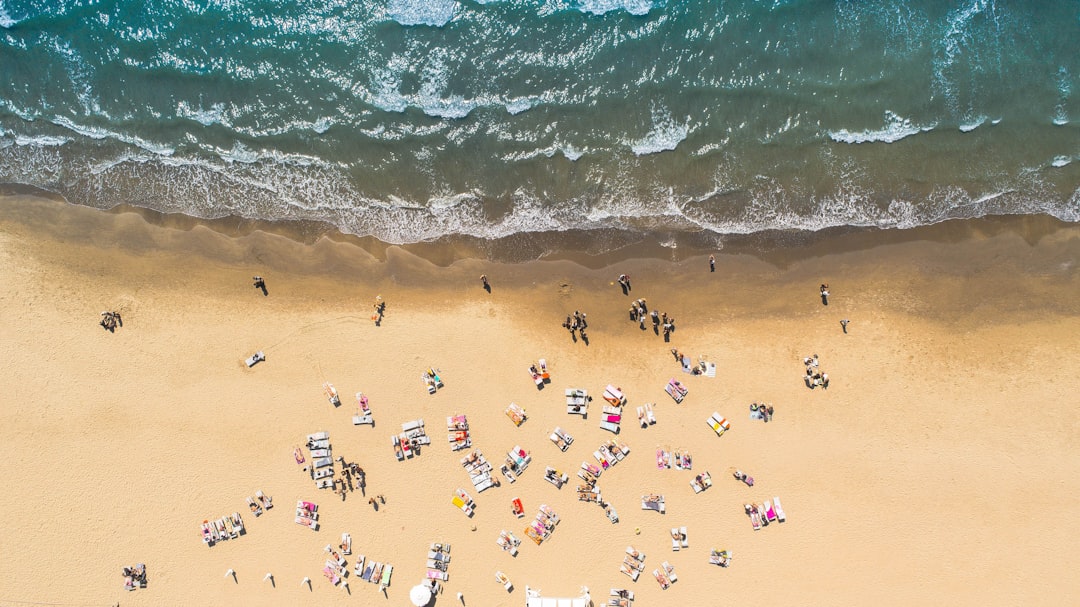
1, 194, 1078, 607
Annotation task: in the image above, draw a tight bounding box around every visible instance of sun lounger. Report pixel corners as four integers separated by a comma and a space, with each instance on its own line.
496, 536, 518, 556
603, 385, 626, 405
602, 403, 622, 415
313, 467, 334, 480
307, 431, 329, 442
656, 448, 669, 469
611, 589, 635, 601
619, 563, 640, 581
245, 351, 265, 367
496, 570, 513, 591
307, 438, 330, 449
315, 478, 333, 489
671, 528, 681, 551
361, 563, 374, 581
524, 525, 544, 545
645, 403, 656, 424
706, 412, 730, 436
353, 413, 374, 425
641, 495, 666, 513
764, 500, 777, 522
581, 461, 603, 478
353, 555, 366, 576
247, 496, 263, 516
368, 562, 383, 584
599, 420, 621, 434
295, 508, 319, 521
426, 569, 448, 581
255, 490, 272, 509
625, 546, 645, 562
505, 403, 526, 426
310, 447, 330, 458
544, 467, 568, 488
323, 382, 341, 406
623, 555, 644, 572
340, 532, 351, 555
606, 506, 619, 523
746, 504, 763, 530
402, 418, 425, 433
578, 491, 600, 503
295, 516, 319, 530
773, 496, 786, 522
451, 495, 474, 516
662, 560, 678, 582
664, 383, 684, 403
652, 569, 671, 590
691, 471, 713, 493
379, 564, 393, 589
680, 526, 688, 548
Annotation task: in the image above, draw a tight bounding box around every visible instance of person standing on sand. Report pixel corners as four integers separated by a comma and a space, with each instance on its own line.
820, 283, 830, 305
480, 274, 490, 292
253, 275, 267, 295
841, 319, 849, 333
709, 254, 716, 272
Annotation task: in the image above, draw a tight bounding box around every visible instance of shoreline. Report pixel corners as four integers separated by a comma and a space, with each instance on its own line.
1, 193, 1078, 606
2, 187, 1076, 268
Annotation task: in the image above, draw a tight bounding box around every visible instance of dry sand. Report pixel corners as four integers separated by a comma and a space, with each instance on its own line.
1, 195, 1078, 607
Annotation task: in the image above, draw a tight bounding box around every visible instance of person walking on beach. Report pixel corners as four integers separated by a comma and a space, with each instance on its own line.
253, 275, 267, 296
841, 318, 849, 333
820, 283, 830, 306
709, 254, 716, 272
480, 274, 490, 292
618, 274, 631, 294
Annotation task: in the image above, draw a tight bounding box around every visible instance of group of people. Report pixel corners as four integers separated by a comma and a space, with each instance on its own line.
331, 459, 366, 501
803, 354, 830, 389
562, 310, 588, 343
100, 310, 122, 332
617, 274, 632, 294
628, 299, 677, 341
750, 401, 775, 423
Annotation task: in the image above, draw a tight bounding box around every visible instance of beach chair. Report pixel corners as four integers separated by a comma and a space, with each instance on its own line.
247, 496, 263, 516
645, 403, 656, 424
313, 456, 333, 469
426, 569, 448, 581
423, 375, 437, 394
295, 516, 319, 530
323, 382, 341, 407
625, 546, 645, 562
706, 413, 730, 436
369, 562, 383, 584
670, 528, 681, 551
636, 406, 647, 428
662, 560, 678, 582
426, 368, 444, 388
746, 504, 763, 530
664, 383, 684, 404
599, 420, 621, 434
620, 563, 640, 581
361, 563, 374, 581
652, 569, 671, 590
353, 555, 366, 576
611, 589, 635, 601
641, 495, 665, 513
496, 534, 518, 556
764, 500, 777, 522
773, 496, 786, 522
606, 506, 619, 523
603, 385, 626, 405
379, 564, 393, 589
656, 448, 670, 470
680, 527, 688, 548
496, 570, 513, 591
451, 495, 473, 516
245, 351, 265, 367
313, 468, 333, 480
254, 490, 272, 510
529, 366, 544, 386
505, 403, 526, 426
402, 418, 424, 433
307, 431, 329, 442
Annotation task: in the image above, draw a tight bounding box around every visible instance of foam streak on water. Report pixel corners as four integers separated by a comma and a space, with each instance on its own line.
0, 0, 1077, 246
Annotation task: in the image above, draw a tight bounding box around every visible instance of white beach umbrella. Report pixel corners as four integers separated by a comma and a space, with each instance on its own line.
409, 584, 433, 606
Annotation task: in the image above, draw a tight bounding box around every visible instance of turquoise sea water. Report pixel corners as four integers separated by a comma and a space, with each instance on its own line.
0, 0, 1077, 245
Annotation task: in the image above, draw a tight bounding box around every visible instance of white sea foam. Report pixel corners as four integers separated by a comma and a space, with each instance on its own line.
1051, 156, 1071, 168
387, 0, 456, 27
0, 4, 17, 28
828, 111, 934, 144
630, 111, 689, 156
504, 98, 534, 115
561, 145, 584, 161
176, 101, 227, 127
13, 133, 70, 147
49, 115, 175, 156
576, 0, 654, 17
958, 116, 986, 132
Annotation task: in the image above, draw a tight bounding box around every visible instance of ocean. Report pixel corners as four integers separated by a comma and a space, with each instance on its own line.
0, 0, 1077, 247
